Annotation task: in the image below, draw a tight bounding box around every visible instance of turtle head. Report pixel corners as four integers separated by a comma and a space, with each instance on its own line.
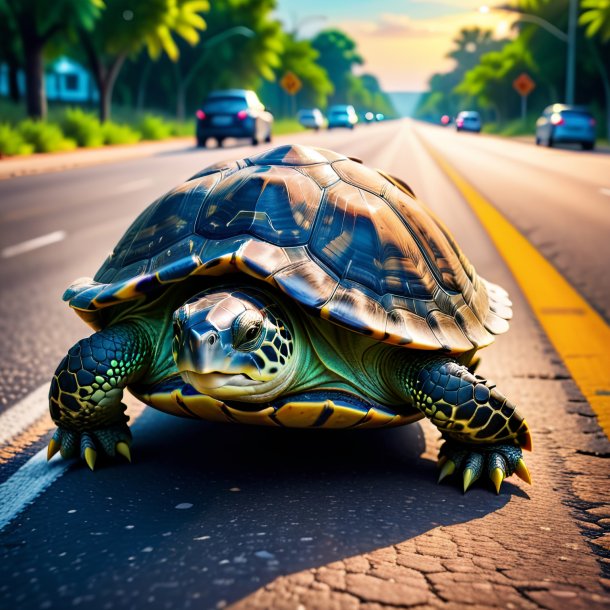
172, 288, 295, 399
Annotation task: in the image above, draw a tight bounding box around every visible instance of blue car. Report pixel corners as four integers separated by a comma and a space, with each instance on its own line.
535, 104, 596, 150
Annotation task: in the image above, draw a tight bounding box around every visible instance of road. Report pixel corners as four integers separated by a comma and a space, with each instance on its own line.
0, 120, 609, 609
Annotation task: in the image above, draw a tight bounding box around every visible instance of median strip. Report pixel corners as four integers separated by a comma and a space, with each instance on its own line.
420, 135, 610, 439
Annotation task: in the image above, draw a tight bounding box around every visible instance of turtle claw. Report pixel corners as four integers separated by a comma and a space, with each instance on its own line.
116, 441, 131, 462
490, 467, 504, 494
84, 447, 97, 471
438, 459, 456, 483
438, 440, 530, 494
463, 468, 477, 493
47, 437, 60, 461
47, 423, 132, 470
515, 458, 532, 485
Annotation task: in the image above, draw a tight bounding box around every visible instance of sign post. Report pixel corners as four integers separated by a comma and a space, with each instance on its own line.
280, 72, 302, 116
512, 73, 536, 120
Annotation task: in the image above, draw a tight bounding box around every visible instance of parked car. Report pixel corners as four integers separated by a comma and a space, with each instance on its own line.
455, 111, 482, 133
535, 104, 596, 150
195, 89, 273, 147
297, 108, 324, 131
327, 104, 358, 129
363, 111, 375, 123
375, 113, 385, 122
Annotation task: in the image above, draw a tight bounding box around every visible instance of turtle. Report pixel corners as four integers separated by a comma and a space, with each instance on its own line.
48, 144, 532, 494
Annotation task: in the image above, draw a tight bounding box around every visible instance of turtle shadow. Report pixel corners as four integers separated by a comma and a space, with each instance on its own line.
2, 409, 514, 610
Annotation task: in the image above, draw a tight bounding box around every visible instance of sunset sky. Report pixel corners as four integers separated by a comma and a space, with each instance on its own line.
274, 0, 516, 91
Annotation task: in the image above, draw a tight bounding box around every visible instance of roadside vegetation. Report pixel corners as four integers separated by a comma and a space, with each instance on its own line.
415, 0, 610, 141
0, 0, 395, 157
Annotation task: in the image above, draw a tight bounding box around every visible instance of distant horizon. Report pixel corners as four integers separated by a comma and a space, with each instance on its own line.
275, 0, 514, 91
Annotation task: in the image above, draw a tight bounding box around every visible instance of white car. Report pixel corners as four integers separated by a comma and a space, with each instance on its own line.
297, 108, 324, 131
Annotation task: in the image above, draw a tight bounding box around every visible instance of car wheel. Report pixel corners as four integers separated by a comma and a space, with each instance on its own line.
264, 131, 272, 143
252, 135, 259, 146
582, 141, 594, 151
217, 138, 224, 148
535, 136, 540, 145
196, 136, 207, 148
546, 137, 554, 147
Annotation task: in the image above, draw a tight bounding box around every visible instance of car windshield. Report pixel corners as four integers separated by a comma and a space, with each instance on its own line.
202, 98, 248, 113
299, 111, 315, 118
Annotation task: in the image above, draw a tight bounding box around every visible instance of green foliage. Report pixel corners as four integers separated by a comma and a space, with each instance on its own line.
146, 0, 209, 61
137, 114, 173, 139
60, 108, 104, 147
580, 0, 610, 41
455, 41, 535, 121
312, 29, 363, 106
414, 27, 507, 120
272, 119, 306, 135
101, 121, 141, 144
17, 120, 76, 153
0, 124, 34, 156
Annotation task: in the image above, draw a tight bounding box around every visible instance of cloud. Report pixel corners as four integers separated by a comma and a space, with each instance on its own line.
338, 8, 516, 91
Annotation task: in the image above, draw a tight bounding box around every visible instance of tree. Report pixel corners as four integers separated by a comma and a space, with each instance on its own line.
0, 1, 22, 103
4, 0, 103, 119
581, 0, 610, 139
261, 32, 333, 117
79, 0, 208, 121
311, 29, 363, 105
580, 0, 610, 40
454, 41, 535, 122
414, 27, 505, 120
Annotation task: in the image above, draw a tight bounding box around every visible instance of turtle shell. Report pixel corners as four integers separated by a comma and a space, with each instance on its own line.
65, 144, 512, 353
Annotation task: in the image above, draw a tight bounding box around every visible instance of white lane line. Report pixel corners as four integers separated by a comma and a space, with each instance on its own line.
1, 230, 66, 259
114, 178, 153, 194
600, 188, 610, 197
0, 384, 49, 445
0, 448, 70, 531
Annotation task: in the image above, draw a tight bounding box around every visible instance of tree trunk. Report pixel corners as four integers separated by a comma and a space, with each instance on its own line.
22, 37, 46, 119
587, 40, 610, 142
136, 60, 152, 112
7, 57, 20, 103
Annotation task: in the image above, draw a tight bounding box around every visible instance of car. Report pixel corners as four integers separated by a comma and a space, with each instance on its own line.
440, 114, 452, 126
455, 111, 481, 133
297, 108, 324, 131
195, 89, 273, 147
327, 104, 358, 129
363, 111, 375, 123
375, 113, 385, 122
535, 104, 596, 150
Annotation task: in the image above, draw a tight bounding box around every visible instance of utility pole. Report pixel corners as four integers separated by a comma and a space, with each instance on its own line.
565, 0, 578, 104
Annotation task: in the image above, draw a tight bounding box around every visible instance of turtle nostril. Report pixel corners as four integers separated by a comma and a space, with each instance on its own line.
207, 333, 218, 346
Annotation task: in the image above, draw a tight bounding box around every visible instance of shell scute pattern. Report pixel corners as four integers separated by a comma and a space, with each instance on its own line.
195, 165, 322, 246
66, 144, 512, 353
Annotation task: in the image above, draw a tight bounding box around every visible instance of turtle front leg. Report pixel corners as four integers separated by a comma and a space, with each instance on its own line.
48, 322, 151, 470
398, 356, 532, 493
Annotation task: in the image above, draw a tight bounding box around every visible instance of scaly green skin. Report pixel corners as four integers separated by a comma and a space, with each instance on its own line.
49, 292, 531, 491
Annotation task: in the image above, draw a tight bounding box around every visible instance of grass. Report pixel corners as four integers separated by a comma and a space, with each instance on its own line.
0, 100, 307, 157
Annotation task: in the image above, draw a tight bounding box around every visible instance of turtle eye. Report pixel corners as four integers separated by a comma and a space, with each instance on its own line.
232, 310, 264, 350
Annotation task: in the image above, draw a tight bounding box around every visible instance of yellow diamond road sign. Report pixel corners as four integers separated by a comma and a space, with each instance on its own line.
513, 73, 535, 97
281, 71, 302, 96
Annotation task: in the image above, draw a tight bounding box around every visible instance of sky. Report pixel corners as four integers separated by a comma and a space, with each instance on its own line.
274, 0, 516, 92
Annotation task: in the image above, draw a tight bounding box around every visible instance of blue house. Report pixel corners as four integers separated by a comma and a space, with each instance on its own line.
0, 56, 98, 103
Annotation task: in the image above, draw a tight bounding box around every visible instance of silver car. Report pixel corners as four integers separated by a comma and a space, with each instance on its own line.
297, 108, 324, 131
535, 104, 596, 150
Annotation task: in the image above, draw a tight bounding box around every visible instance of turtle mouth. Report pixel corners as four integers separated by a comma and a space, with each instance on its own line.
184, 371, 262, 390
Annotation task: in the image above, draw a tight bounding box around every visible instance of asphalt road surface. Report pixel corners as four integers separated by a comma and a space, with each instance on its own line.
1, 120, 609, 610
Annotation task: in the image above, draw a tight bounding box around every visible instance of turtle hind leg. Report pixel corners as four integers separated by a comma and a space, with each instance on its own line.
398, 356, 532, 494
48, 323, 150, 470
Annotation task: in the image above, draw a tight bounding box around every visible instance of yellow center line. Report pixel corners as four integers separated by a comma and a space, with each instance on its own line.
419, 134, 610, 438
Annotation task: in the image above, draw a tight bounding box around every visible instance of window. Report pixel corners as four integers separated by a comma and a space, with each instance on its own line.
65, 73, 78, 91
